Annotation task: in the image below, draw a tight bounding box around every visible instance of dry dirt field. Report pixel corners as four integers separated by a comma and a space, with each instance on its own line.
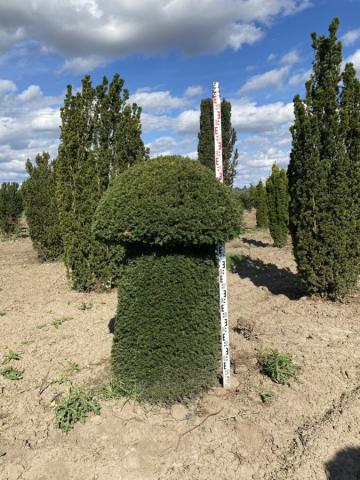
1, 210, 360, 480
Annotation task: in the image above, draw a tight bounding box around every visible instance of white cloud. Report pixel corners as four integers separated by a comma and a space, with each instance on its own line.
341, 28, 360, 47
131, 90, 188, 114
345, 49, 360, 75
0, 0, 311, 71
184, 86, 204, 97
280, 49, 300, 65
0, 79, 17, 95
239, 66, 289, 93
232, 98, 293, 132
0, 82, 61, 183
288, 68, 311, 87
18, 85, 42, 102
60, 55, 107, 73
175, 109, 199, 133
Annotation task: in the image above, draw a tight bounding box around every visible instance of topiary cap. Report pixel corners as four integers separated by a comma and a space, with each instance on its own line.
93, 155, 242, 247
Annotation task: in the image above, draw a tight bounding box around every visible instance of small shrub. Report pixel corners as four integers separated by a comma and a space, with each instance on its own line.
52, 315, 73, 329
2, 350, 21, 364
2, 366, 23, 380
54, 387, 101, 432
0, 310, 6, 316
259, 348, 296, 384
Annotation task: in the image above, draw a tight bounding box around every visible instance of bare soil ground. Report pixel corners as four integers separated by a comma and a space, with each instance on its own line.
1, 210, 360, 480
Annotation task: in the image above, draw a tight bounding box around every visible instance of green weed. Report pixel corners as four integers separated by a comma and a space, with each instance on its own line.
52, 316, 73, 329
57, 362, 81, 383
2, 350, 21, 364
79, 302, 93, 311
226, 253, 243, 273
0, 310, 6, 316
1, 366, 23, 380
260, 389, 274, 403
54, 387, 101, 432
259, 348, 296, 385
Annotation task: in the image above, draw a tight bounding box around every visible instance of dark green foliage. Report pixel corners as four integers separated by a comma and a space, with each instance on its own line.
0, 182, 22, 235
22, 153, 63, 261
111, 249, 219, 403
197, 98, 238, 186
255, 180, 268, 229
266, 164, 289, 247
289, 18, 360, 300
56, 74, 147, 290
234, 186, 256, 210
93, 156, 242, 404
94, 156, 242, 247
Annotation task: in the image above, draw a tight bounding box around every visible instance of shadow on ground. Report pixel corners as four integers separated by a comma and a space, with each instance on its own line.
325, 447, 360, 479
242, 237, 271, 248
230, 255, 304, 300
108, 317, 115, 334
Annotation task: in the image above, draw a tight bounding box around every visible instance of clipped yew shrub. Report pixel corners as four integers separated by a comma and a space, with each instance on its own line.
93, 156, 242, 404
0, 182, 23, 235
22, 153, 63, 261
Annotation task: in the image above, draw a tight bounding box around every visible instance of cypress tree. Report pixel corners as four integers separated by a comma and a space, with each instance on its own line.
197, 98, 238, 186
255, 180, 268, 229
56, 74, 147, 290
93, 156, 242, 404
22, 153, 63, 260
266, 164, 289, 247
0, 182, 22, 235
288, 18, 360, 299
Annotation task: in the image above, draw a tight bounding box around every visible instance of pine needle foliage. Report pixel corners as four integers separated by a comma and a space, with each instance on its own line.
0, 182, 22, 235
266, 164, 289, 247
288, 18, 360, 300
93, 156, 242, 404
22, 152, 63, 261
197, 98, 238, 186
56, 74, 148, 290
255, 180, 268, 229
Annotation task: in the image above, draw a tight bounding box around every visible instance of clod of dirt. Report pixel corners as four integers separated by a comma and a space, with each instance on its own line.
233, 318, 257, 340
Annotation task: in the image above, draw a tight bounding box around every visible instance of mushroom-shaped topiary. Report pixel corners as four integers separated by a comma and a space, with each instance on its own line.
93, 156, 242, 403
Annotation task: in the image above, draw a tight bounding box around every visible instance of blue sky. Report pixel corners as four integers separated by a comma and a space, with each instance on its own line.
0, 0, 359, 187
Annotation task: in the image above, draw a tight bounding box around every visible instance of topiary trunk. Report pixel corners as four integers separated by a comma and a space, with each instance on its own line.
112, 248, 219, 403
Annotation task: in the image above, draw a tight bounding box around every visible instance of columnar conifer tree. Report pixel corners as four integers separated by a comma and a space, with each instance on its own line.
266, 164, 289, 247
197, 98, 238, 186
22, 153, 63, 260
288, 18, 360, 299
0, 182, 22, 235
56, 74, 147, 290
255, 180, 268, 229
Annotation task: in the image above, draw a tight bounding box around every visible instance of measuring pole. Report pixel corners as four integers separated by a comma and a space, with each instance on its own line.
212, 81, 231, 389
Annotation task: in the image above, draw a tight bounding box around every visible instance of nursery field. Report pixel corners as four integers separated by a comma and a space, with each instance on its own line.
1, 210, 360, 480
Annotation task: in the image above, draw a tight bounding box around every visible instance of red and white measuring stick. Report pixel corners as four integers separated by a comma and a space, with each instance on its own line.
212, 81, 231, 389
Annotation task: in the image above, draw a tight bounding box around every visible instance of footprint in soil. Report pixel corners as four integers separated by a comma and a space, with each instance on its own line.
324, 447, 360, 479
